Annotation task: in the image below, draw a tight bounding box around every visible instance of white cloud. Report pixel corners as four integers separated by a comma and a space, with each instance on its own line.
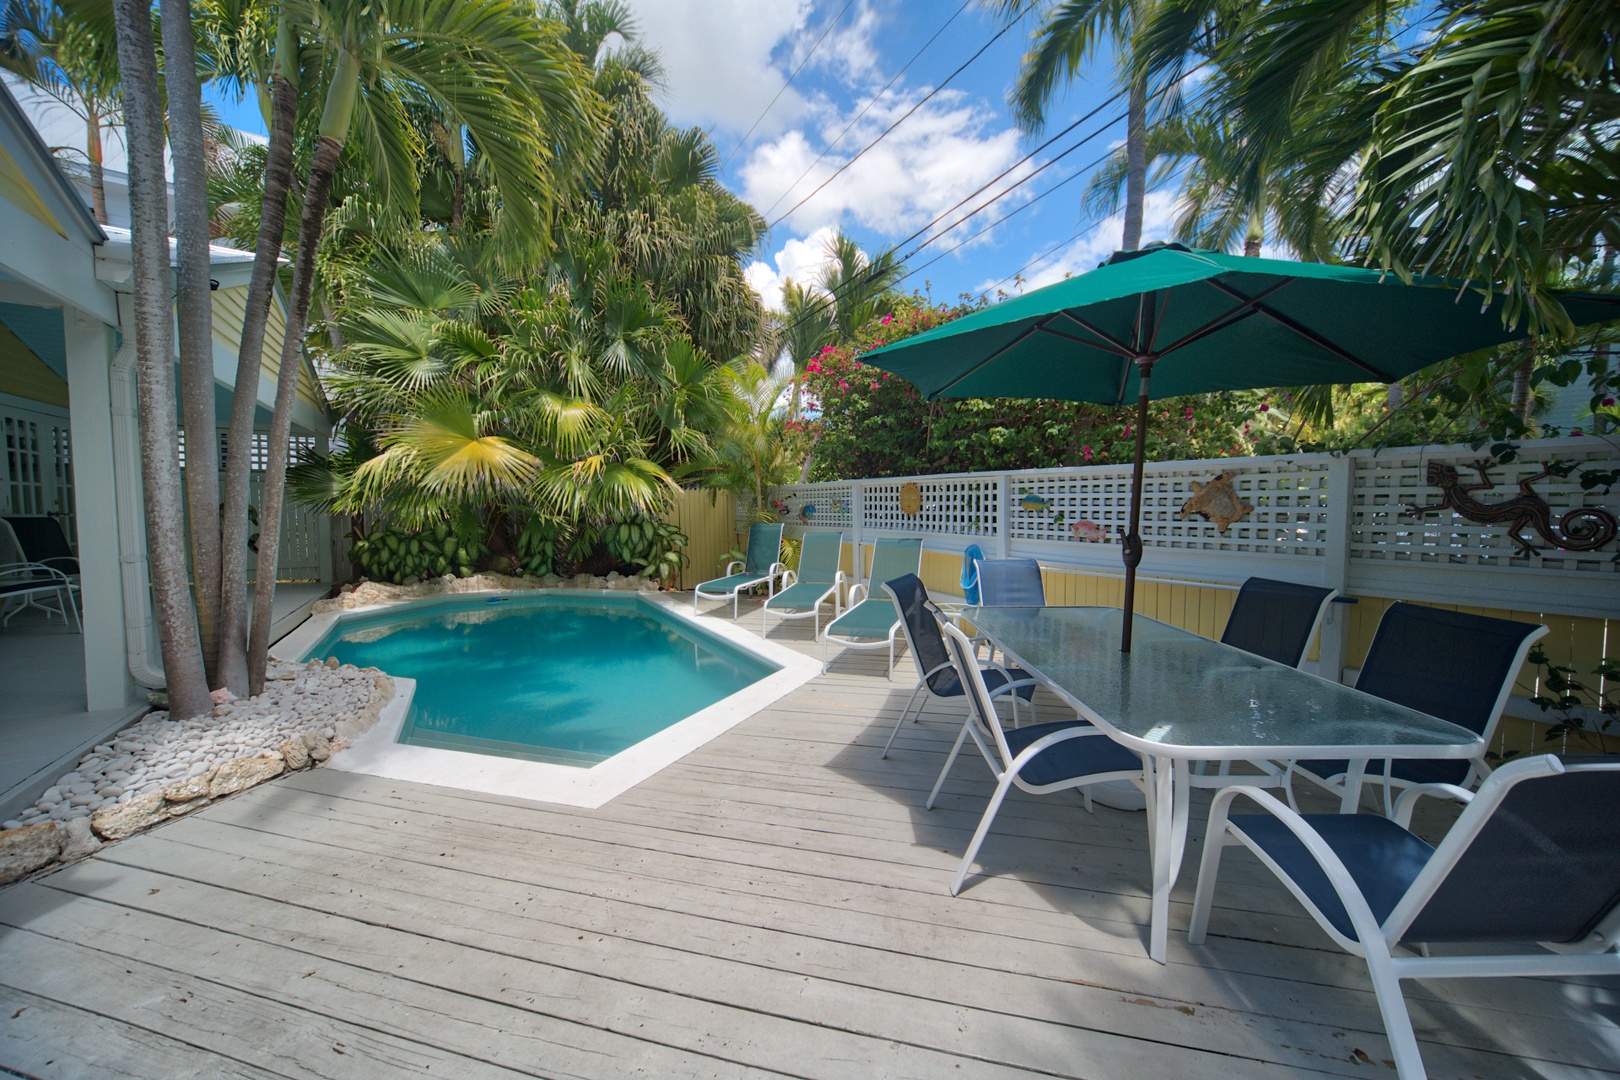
742, 88, 1032, 244
623, 0, 814, 136
743, 225, 842, 311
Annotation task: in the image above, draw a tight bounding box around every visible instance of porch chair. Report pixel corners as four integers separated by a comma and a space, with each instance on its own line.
762, 530, 845, 637
1189, 754, 1620, 1080
878, 574, 1037, 758
1286, 603, 1548, 815
0, 562, 81, 632
927, 619, 1148, 896
693, 521, 785, 618
1, 516, 79, 580
822, 536, 923, 676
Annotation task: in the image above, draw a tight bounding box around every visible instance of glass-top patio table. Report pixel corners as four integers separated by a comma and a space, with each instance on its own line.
963, 605, 1483, 963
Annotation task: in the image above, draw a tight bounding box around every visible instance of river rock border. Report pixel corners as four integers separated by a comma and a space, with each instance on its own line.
0, 660, 395, 886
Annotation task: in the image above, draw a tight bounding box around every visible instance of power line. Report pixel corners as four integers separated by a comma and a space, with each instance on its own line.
766, 17, 1019, 230
759, 0, 975, 221
722, 0, 858, 170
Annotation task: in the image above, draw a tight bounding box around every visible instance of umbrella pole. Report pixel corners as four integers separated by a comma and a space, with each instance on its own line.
1120, 361, 1153, 652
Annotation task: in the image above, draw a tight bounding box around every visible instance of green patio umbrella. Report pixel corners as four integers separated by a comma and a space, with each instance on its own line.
861, 243, 1618, 650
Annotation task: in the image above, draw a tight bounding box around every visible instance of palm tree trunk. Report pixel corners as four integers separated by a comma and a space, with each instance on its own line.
1512, 339, 1535, 424
1121, 78, 1147, 251
162, 0, 224, 687
85, 110, 106, 224
111, 0, 212, 721
218, 24, 299, 698
248, 50, 359, 694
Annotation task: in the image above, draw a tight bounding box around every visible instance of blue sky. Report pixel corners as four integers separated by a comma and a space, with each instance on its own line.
205, 1, 1180, 310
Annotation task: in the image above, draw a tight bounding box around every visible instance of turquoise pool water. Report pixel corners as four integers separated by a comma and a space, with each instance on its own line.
309, 595, 777, 766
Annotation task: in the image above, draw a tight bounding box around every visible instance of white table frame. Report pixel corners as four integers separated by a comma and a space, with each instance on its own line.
970, 607, 1482, 964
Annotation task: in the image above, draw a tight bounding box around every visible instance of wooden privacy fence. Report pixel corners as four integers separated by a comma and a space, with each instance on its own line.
762, 435, 1619, 750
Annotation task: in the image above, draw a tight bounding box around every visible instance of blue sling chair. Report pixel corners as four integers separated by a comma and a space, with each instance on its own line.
762, 530, 845, 637
1192, 754, 1620, 1080
1285, 603, 1548, 815
693, 522, 785, 618
879, 574, 1037, 758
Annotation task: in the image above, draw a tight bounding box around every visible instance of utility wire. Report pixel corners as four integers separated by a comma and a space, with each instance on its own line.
766, 17, 1019, 230
722, 0, 858, 170
759, 0, 975, 221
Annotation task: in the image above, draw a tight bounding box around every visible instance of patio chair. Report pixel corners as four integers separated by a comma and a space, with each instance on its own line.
1220, 577, 1337, 668
974, 557, 1046, 607
927, 619, 1148, 896
762, 530, 845, 637
1, 515, 79, 579
1191, 577, 1339, 787
1189, 754, 1620, 1080
879, 574, 1038, 757
1286, 603, 1547, 815
0, 562, 81, 632
693, 521, 785, 618
822, 536, 923, 676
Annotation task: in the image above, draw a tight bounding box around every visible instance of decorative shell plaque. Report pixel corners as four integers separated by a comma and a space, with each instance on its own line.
898, 482, 923, 517
1178, 471, 1254, 534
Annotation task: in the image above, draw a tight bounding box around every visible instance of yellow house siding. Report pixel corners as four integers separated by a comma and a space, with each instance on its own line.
661, 489, 737, 591
211, 286, 317, 413
0, 321, 68, 407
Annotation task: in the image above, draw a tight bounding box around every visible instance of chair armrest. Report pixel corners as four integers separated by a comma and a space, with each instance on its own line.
0, 562, 69, 583
780, 569, 798, 588
847, 583, 868, 606
1196, 784, 1395, 949
1392, 783, 1474, 829
770, 561, 787, 578
724, 560, 743, 576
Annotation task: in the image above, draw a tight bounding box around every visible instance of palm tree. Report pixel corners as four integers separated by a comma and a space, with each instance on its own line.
245, 0, 603, 692
110, 0, 212, 719
162, 0, 225, 685
776, 279, 833, 421
0, 0, 121, 221
995, 0, 1154, 250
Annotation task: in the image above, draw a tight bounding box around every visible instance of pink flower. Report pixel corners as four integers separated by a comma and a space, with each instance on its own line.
1604, 397, 1617, 407
1184, 406, 1194, 419
880, 314, 892, 325
1571, 428, 1585, 436
1259, 403, 1270, 413
870, 382, 879, 390
807, 360, 822, 374
838, 380, 849, 390
821, 345, 836, 354
1082, 445, 1093, 461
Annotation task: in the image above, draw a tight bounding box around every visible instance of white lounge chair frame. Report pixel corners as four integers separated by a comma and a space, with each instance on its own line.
0, 561, 82, 633
761, 531, 845, 638
693, 523, 786, 619
821, 537, 923, 677
1191, 755, 1620, 1080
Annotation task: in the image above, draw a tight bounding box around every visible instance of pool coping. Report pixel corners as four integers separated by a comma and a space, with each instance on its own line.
272, 589, 822, 809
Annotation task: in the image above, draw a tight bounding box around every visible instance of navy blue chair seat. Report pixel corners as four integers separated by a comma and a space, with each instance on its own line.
1002, 720, 1143, 788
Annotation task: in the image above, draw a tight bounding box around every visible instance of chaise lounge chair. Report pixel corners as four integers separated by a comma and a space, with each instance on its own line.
693, 521, 785, 618
821, 536, 922, 675
762, 530, 845, 637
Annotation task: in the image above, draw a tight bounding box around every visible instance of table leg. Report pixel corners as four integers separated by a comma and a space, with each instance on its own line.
1148, 753, 1184, 964
1340, 758, 1369, 814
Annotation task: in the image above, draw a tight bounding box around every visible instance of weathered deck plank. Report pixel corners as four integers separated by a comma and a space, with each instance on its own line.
1, 603, 1615, 1078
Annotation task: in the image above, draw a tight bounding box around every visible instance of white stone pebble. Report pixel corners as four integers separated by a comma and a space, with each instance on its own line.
2, 661, 386, 831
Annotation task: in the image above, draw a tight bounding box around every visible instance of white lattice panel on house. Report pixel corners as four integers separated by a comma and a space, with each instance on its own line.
1351, 439, 1619, 574
1005, 457, 1331, 558
861, 476, 999, 537
776, 482, 853, 530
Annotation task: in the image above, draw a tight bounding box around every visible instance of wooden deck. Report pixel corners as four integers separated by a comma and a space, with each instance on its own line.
1, 604, 1615, 1079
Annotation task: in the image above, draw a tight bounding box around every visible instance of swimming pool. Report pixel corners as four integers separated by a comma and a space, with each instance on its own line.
307, 594, 778, 766
279, 589, 819, 808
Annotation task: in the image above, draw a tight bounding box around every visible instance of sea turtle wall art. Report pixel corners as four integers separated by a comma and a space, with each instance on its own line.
1178, 471, 1254, 534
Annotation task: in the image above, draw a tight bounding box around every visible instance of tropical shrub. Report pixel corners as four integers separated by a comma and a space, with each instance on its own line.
350, 522, 490, 583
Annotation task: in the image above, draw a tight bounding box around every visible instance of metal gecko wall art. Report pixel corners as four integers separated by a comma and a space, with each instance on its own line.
1405, 460, 1618, 559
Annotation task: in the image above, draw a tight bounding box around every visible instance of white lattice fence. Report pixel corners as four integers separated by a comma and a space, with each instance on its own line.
769, 435, 1619, 619
862, 475, 1000, 537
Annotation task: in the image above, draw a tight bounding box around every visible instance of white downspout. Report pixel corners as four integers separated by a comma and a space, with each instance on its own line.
109, 293, 165, 689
